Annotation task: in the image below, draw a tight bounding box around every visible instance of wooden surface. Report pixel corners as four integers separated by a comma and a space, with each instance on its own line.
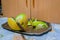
31, 0, 60, 24
1, 0, 30, 18
1, 0, 60, 23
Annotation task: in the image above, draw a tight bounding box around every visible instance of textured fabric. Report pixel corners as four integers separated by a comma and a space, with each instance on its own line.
0, 18, 60, 40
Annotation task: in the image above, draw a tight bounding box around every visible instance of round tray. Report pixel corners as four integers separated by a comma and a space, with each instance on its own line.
2, 22, 52, 36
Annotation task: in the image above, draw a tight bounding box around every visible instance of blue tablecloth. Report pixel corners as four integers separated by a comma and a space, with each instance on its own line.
0, 17, 60, 40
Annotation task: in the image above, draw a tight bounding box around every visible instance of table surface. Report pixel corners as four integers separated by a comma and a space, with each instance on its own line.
0, 17, 60, 40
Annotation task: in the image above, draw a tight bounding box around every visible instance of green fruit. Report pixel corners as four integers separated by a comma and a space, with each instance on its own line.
35, 21, 48, 30
32, 20, 40, 26
15, 13, 28, 29
28, 21, 32, 26
15, 13, 28, 25
28, 19, 33, 26
28, 18, 35, 26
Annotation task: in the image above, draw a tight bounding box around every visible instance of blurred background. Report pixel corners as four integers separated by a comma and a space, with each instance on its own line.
0, 0, 2, 15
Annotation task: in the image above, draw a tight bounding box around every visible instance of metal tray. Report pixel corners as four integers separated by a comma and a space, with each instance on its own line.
2, 22, 52, 36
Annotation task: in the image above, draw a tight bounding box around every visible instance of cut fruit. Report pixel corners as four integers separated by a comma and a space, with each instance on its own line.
35, 21, 48, 30
32, 19, 48, 30
8, 18, 21, 30
15, 13, 28, 29
15, 13, 28, 25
